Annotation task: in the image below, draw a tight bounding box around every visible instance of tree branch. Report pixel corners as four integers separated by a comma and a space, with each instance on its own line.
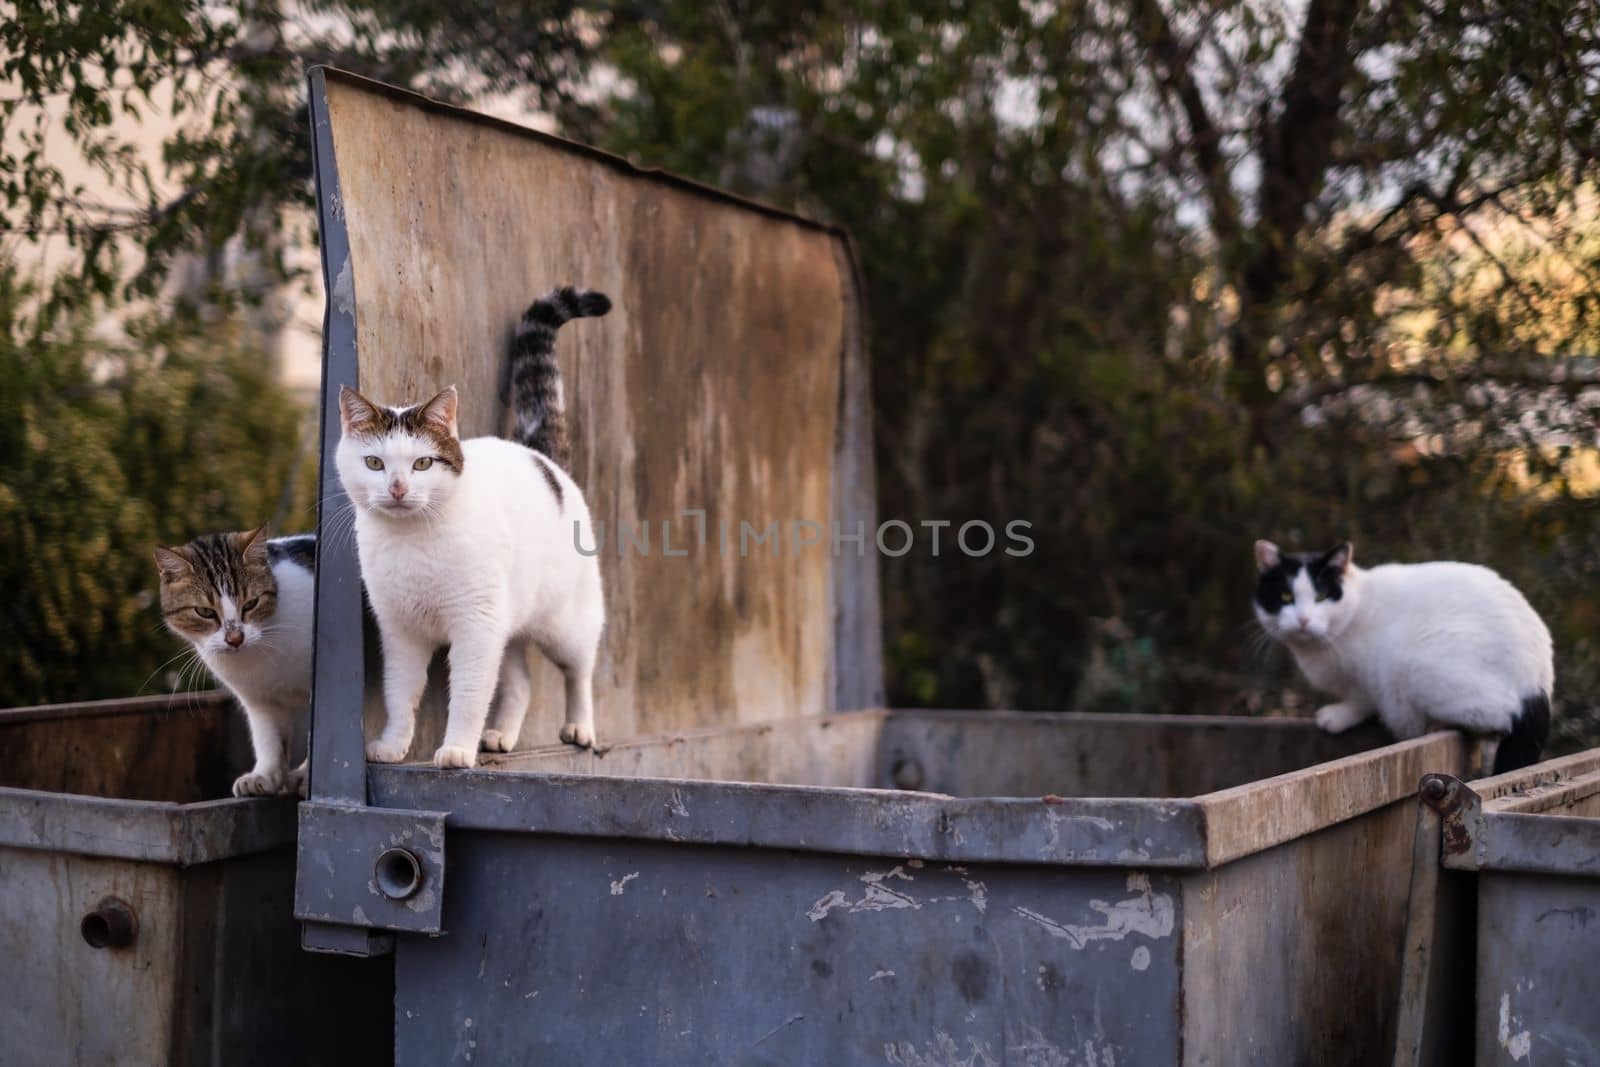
1127, 0, 1240, 248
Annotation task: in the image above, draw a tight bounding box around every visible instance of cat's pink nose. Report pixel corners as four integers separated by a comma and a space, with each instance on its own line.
389, 482, 407, 501
224, 630, 244, 648
1298, 618, 1310, 630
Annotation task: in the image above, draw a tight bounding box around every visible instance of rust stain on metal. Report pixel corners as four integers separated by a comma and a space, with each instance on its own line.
322, 77, 854, 750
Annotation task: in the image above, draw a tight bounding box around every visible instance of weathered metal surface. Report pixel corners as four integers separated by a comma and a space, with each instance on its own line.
295, 801, 447, 933
0, 696, 394, 1066
364, 710, 1475, 1065
394, 835, 1184, 1065
1390, 753, 1600, 1066
1444, 809, 1600, 877
1196, 731, 1467, 868
1475, 873, 1600, 1065
1391, 797, 1476, 1067
0, 789, 294, 864
309, 67, 869, 761
1182, 794, 1419, 1066
827, 237, 885, 713
374, 763, 1211, 868
874, 710, 1401, 799
306, 66, 368, 809
0, 690, 240, 800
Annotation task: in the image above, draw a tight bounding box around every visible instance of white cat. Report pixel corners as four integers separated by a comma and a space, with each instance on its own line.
155, 530, 316, 796
1253, 540, 1554, 773
337, 287, 609, 768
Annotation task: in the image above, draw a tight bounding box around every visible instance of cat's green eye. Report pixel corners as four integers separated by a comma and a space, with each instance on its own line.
1315, 592, 1328, 603
242, 597, 259, 613
1281, 591, 1294, 604
413, 457, 434, 471
364, 456, 384, 471
194, 606, 216, 620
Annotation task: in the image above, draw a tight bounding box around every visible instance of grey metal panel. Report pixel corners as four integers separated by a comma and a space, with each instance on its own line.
0, 787, 295, 864
1443, 810, 1600, 877
828, 236, 884, 713
0, 848, 182, 1064
370, 765, 1211, 868
394, 833, 1183, 1065
0, 845, 395, 1067
1182, 797, 1421, 1067
1475, 873, 1600, 1066
305, 65, 369, 807
1390, 800, 1476, 1067
295, 801, 447, 933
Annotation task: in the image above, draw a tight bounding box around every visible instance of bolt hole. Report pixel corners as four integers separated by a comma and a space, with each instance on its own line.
375, 847, 423, 900
81, 898, 137, 949
892, 757, 925, 791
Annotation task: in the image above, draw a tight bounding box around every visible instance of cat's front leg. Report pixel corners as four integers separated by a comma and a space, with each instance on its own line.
436, 628, 508, 768
234, 701, 291, 796
368, 626, 432, 763
1315, 701, 1374, 734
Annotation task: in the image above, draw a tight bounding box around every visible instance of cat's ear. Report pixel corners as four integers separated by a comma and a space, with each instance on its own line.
1324, 541, 1353, 573
154, 546, 191, 581
418, 385, 459, 437
235, 525, 270, 560
339, 385, 383, 434
1254, 540, 1282, 573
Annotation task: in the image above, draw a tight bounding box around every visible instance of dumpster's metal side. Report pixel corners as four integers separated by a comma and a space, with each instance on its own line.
393, 835, 1184, 1065
369, 718, 1468, 1065
484, 708, 1406, 799
1390, 754, 1600, 1067
873, 711, 1402, 800
1475, 872, 1600, 1066
0, 697, 394, 1067
0, 690, 240, 800
0, 849, 181, 1065
310, 68, 872, 761
1180, 795, 1418, 1066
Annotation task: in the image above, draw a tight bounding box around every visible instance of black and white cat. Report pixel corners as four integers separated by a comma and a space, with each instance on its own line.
1253, 540, 1554, 773
155, 529, 316, 796
337, 287, 610, 769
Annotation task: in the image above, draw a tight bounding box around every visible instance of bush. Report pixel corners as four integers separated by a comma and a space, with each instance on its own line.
0, 269, 316, 706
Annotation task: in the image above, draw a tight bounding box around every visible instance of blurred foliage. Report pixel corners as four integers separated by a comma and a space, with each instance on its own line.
577, 0, 1600, 748
0, 264, 316, 705
5, 1, 1600, 750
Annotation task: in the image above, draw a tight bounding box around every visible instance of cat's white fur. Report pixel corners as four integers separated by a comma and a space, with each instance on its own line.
337, 387, 604, 768
197, 556, 314, 796
1254, 541, 1553, 739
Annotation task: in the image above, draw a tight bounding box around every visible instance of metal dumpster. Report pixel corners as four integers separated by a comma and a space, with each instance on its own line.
295, 69, 1474, 1065
1392, 751, 1600, 1067
0, 692, 392, 1067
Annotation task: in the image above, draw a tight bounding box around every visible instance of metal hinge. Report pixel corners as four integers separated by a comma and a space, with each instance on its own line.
294, 801, 448, 949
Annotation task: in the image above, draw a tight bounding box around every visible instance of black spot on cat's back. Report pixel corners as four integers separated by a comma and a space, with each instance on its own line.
268, 534, 316, 572
530, 451, 564, 509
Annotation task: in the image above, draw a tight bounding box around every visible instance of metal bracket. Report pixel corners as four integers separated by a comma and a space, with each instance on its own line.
1420, 773, 1485, 870
294, 802, 448, 935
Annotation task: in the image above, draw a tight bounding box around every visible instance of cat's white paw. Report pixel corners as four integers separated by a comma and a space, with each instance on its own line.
366, 738, 410, 763
232, 770, 284, 797
1315, 703, 1365, 734
559, 722, 595, 748
286, 763, 308, 798
433, 744, 477, 769
479, 729, 512, 753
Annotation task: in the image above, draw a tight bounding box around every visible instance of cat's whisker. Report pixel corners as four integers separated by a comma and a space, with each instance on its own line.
137, 646, 201, 696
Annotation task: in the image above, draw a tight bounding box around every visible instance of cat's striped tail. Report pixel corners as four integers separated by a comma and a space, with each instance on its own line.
509, 286, 612, 468
1493, 691, 1552, 775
